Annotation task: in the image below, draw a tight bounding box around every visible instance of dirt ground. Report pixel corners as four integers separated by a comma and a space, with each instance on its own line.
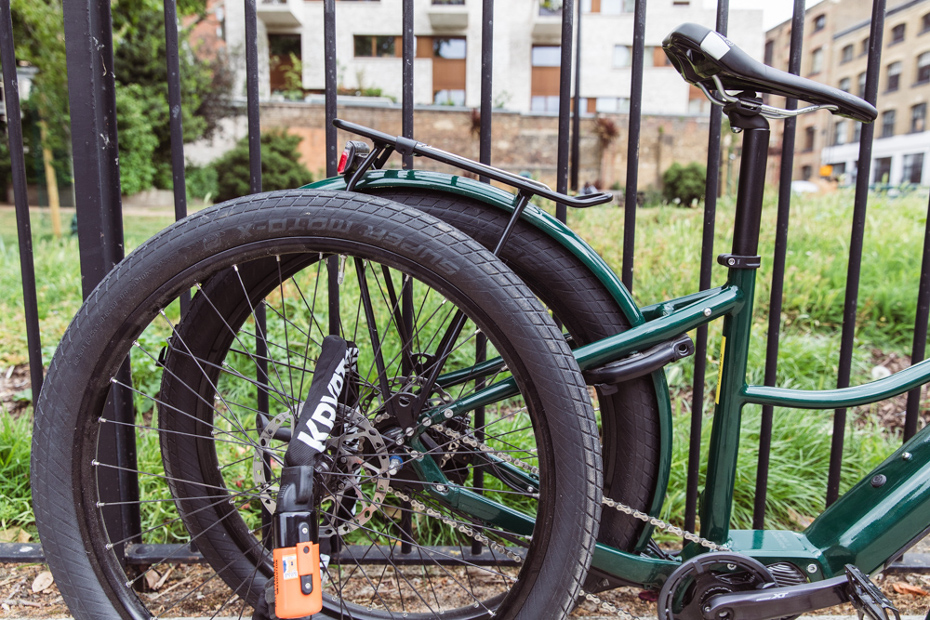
1, 557, 928, 619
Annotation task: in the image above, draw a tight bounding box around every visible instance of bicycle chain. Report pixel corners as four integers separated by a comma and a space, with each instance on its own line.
370, 412, 728, 617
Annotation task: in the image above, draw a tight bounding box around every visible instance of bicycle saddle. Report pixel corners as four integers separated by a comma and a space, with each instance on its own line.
662, 23, 877, 123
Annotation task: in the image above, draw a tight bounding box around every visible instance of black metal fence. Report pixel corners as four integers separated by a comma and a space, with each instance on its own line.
3, 0, 929, 571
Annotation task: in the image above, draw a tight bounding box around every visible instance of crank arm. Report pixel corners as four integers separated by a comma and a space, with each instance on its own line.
702, 575, 849, 620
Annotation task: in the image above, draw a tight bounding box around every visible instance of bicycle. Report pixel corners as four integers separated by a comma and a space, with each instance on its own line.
32, 21, 916, 620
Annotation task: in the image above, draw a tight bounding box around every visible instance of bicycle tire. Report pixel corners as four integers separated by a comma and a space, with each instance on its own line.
32, 190, 602, 620
361, 188, 662, 556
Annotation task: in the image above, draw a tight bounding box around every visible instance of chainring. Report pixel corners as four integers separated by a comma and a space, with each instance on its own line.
657, 552, 777, 620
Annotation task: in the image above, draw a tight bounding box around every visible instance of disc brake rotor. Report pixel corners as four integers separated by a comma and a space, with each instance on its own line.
252, 408, 390, 537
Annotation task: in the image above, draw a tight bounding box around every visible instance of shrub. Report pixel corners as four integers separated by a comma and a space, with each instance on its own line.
213, 130, 313, 203
185, 164, 218, 202
662, 162, 706, 207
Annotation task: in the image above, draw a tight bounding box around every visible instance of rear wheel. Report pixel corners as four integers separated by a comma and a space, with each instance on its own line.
33, 191, 602, 619
362, 188, 663, 555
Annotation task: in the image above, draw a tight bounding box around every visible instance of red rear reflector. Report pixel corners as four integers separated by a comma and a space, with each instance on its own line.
337, 151, 349, 174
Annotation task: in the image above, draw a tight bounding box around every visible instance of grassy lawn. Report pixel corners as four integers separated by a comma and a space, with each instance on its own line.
0, 187, 926, 533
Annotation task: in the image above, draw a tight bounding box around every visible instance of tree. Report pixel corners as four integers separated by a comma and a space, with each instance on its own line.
213, 131, 313, 203
9, 0, 232, 194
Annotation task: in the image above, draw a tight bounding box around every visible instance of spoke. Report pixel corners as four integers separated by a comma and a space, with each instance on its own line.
231, 264, 292, 407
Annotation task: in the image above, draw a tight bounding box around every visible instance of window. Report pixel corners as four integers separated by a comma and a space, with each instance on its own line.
600, 0, 635, 13
858, 72, 867, 97
853, 122, 861, 143
834, 120, 848, 145
532, 46, 561, 67
433, 37, 466, 59
891, 24, 906, 44
839, 77, 851, 92
613, 45, 631, 68
832, 162, 847, 181
902, 153, 925, 184
764, 40, 774, 65
881, 109, 896, 138
887, 62, 901, 92
918, 52, 930, 84
803, 126, 815, 152
354, 35, 398, 57
429, 37, 466, 105
539, 0, 562, 16
801, 165, 813, 180
810, 48, 824, 74
841, 44, 853, 63
595, 97, 630, 113
532, 46, 561, 113
434, 90, 465, 105
812, 14, 825, 32
913, 103, 927, 133
923, 12, 930, 34
873, 157, 892, 184
861, 37, 870, 56
531, 96, 560, 113
269, 33, 301, 93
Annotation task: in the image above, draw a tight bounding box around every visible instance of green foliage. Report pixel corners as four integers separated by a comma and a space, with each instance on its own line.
185, 163, 218, 201
110, 0, 233, 194
659, 406, 897, 533
213, 131, 313, 203
10, 0, 70, 157
115, 85, 162, 195
10, 0, 232, 196
662, 162, 707, 206
0, 409, 34, 529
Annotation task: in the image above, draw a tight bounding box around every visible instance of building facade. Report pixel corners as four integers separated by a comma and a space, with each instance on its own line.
766, 0, 930, 186
221, 0, 762, 117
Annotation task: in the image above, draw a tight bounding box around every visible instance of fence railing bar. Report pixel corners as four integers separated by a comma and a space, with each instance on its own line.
244, 0, 271, 547
401, 0, 413, 170
63, 0, 141, 555
322, 1, 340, 338
478, 0, 493, 177
684, 0, 729, 534
163, 0, 189, 315
245, 0, 262, 196
0, 0, 43, 397
325, 0, 337, 177
163, 0, 187, 222
904, 198, 930, 441
570, 2, 581, 193
827, 0, 886, 506
555, 0, 575, 223
620, 0, 646, 292
753, 0, 805, 529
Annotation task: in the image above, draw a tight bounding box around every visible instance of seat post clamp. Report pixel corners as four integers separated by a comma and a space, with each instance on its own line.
717, 253, 761, 269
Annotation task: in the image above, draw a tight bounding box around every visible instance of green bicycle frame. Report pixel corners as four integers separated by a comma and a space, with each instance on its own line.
309, 111, 930, 589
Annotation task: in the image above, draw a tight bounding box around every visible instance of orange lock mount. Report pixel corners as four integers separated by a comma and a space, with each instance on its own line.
272, 465, 322, 618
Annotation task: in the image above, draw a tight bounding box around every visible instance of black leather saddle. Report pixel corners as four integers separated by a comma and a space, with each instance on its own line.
663, 23, 877, 123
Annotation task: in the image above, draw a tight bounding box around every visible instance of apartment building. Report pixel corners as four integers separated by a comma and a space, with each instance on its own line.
766, 0, 930, 186
222, 0, 762, 117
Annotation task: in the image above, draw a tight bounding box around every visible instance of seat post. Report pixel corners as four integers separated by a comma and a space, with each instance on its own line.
727, 103, 770, 260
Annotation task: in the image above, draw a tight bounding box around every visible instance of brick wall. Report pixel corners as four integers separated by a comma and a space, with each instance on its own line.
257, 102, 713, 192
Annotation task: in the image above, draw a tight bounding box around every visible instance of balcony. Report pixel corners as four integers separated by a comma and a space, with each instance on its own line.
257, 0, 303, 29
533, 1, 562, 41
428, 1, 468, 31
